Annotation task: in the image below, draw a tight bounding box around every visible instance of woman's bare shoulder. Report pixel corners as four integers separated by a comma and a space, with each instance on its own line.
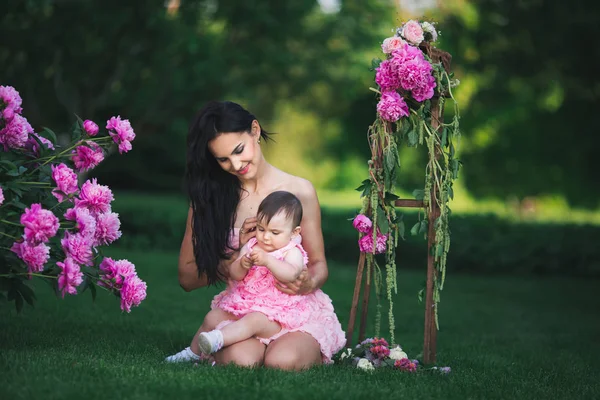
278, 173, 317, 202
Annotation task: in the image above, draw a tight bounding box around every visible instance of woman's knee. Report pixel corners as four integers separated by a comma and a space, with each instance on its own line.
263, 333, 322, 371
215, 339, 265, 368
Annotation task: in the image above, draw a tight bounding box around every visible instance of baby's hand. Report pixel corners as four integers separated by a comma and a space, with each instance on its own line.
240, 253, 253, 270
250, 248, 270, 267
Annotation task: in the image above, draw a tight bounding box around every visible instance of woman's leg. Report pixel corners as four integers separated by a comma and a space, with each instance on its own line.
213, 338, 266, 367
263, 332, 322, 371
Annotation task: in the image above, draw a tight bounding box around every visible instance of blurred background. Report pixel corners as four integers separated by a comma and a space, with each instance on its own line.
2, 0, 599, 276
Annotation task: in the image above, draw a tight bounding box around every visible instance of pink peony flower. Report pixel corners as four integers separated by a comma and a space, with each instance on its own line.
11, 241, 50, 273
0, 186, 4, 205
64, 207, 96, 239
20, 203, 59, 244
120, 274, 147, 313
0, 85, 23, 121
401, 20, 424, 46
0, 114, 33, 150
353, 214, 373, 233
377, 91, 409, 122
106, 116, 135, 154
51, 163, 79, 202
24, 133, 55, 156
391, 43, 424, 65
75, 178, 113, 215
358, 230, 387, 254
99, 257, 137, 289
369, 344, 391, 360
375, 60, 401, 92
371, 337, 389, 347
71, 141, 104, 172
56, 257, 83, 297
83, 119, 99, 136
381, 36, 405, 54
394, 358, 417, 372
94, 212, 122, 246
398, 59, 436, 102
61, 232, 93, 266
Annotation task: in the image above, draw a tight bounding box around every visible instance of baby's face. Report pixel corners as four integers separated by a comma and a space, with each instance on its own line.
255, 211, 298, 252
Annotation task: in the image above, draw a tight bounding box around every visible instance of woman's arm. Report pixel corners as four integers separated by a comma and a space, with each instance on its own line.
275, 180, 329, 295
178, 207, 240, 291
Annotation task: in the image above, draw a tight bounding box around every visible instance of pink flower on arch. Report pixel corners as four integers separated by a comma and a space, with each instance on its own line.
11, 241, 50, 273
61, 232, 93, 266
353, 214, 373, 233
20, 203, 59, 245
120, 275, 147, 313
94, 212, 122, 246
375, 60, 401, 92
358, 230, 388, 254
401, 20, 424, 46
51, 163, 79, 202
381, 36, 405, 54
72, 141, 104, 172
106, 116, 135, 154
57, 257, 83, 297
75, 179, 114, 215
377, 91, 409, 122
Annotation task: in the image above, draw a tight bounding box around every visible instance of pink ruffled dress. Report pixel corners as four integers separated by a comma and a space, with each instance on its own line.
211, 229, 346, 363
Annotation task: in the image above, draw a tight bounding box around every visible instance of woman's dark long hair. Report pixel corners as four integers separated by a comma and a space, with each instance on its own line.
185, 101, 270, 285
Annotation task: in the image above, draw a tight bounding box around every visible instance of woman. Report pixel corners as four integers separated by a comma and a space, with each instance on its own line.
174, 101, 340, 370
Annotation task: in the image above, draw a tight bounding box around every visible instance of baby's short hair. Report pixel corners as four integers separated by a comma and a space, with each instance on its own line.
257, 191, 303, 227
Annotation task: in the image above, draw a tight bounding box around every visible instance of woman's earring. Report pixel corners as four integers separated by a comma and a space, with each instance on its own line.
257, 137, 261, 144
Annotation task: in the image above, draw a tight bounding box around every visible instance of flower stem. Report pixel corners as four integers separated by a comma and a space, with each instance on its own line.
0, 232, 18, 240
0, 219, 21, 227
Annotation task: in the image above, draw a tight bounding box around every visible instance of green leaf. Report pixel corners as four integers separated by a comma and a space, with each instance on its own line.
412, 189, 425, 201
14, 292, 23, 313
441, 127, 448, 147
410, 221, 421, 236
89, 281, 97, 302
6, 166, 27, 177
418, 220, 429, 235
407, 130, 418, 147
370, 58, 382, 70
0, 160, 18, 171
417, 288, 424, 303
377, 207, 389, 234
384, 192, 399, 204
40, 127, 58, 143
18, 282, 36, 307
398, 220, 405, 240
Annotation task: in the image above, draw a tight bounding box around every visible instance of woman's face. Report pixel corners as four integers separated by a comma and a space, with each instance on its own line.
208, 121, 261, 180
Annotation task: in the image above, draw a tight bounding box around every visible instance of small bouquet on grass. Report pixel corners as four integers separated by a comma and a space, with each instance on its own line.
0, 84, 146, 313
334, 337, 451, 374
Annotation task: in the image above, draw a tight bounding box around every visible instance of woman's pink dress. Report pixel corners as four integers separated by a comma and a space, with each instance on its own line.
211, 230, 346, 363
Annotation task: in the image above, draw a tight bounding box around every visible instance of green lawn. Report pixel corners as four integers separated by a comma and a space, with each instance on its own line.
1, 247, 599, 400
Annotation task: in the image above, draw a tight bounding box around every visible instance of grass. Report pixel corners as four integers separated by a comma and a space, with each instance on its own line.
1, 247, 599, 400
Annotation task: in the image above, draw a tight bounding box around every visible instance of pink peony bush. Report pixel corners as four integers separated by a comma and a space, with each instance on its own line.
0, 84, 146, 313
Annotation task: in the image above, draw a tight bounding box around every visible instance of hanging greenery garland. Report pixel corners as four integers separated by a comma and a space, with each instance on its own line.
352, 20, 461, 345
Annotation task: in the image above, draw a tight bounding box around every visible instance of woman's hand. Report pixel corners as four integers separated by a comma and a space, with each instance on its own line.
239, 217, 257, 248
275, 268, 315, 295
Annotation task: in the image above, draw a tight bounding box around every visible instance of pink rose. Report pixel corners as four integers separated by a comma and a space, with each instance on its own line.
106, 116, 135, 154
353, 214, 373, 233
401, 20, 424, 46
0, 114, 32, 150
381, 37, 405, 54
83, 119, 99, 136
99, 257, 137, 289
94, 212, 122, 246
64, 207, 97, 239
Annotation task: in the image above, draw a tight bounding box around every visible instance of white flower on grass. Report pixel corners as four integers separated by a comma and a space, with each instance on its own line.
389, 346, 408, 360
357, 358, 375, 371
340, 348, 353, 360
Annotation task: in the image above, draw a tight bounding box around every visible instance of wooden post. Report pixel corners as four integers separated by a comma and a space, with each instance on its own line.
358, 262, 372, 342
346, 252, 365, 345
